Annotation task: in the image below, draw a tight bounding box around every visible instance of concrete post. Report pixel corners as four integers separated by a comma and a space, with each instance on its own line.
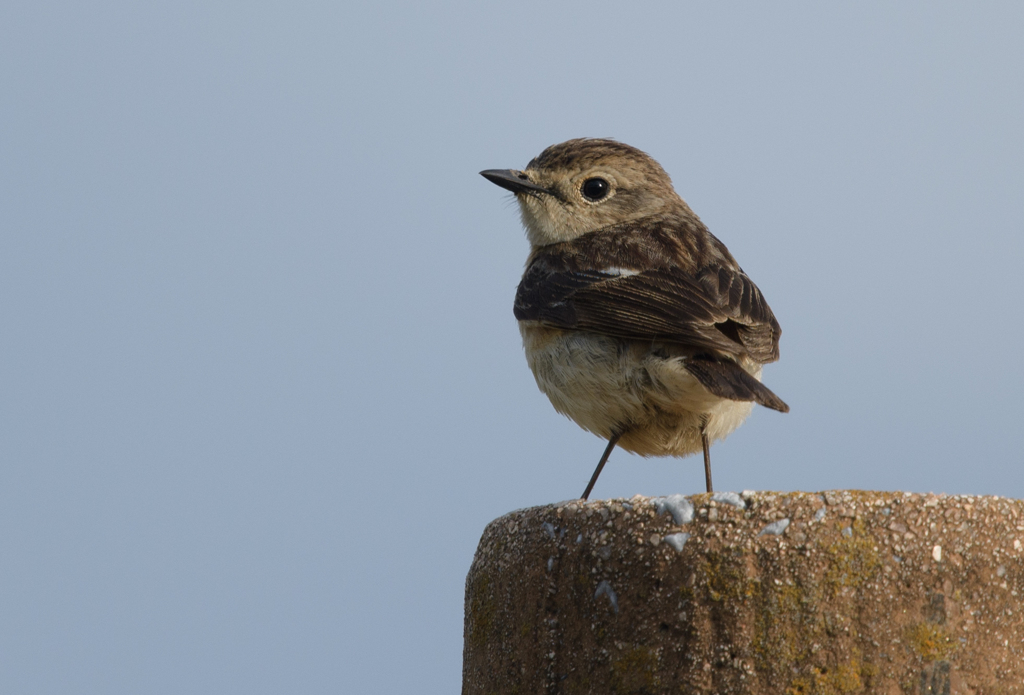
463, 491, 1024, 694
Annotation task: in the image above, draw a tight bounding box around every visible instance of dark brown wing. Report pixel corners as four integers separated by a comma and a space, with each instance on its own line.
514, 258, 782, 364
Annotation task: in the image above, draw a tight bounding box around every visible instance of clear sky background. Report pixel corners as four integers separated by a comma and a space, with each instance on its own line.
2, 2, 1022, 693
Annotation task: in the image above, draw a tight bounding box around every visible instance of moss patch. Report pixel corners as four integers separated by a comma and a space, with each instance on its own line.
754, 578, 816, 676
467, 572, 495, 652
785, 657, 873, 694
823, 521, 881, 592
703, 549, 755, 602
906, 622, 956, 662
609, 647, 659, 694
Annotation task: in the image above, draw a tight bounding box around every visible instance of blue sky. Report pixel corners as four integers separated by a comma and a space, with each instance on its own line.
2, 2, 1023, 692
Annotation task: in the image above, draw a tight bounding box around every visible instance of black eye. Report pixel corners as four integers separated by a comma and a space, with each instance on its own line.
581, 177, 610, 201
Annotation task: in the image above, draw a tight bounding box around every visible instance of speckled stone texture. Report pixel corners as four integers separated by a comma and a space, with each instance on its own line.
462, 491, 1024, 694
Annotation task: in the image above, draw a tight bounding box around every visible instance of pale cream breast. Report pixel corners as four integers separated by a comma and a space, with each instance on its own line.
519, 322, 759, 459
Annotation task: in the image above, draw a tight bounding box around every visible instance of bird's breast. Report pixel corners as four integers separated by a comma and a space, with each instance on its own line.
517, 322, 758, 456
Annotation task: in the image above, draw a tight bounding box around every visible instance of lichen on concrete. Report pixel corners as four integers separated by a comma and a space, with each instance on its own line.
462, 490, 1024, 694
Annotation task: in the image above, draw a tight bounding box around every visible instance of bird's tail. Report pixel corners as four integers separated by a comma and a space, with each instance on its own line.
684, 356, 790, 413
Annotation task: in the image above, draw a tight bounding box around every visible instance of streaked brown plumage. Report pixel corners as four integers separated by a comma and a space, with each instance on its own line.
481, 139, 788, 498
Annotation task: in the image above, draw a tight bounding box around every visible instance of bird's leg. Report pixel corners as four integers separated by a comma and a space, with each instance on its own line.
701, 423, 713, 493
581, 431, 622, 501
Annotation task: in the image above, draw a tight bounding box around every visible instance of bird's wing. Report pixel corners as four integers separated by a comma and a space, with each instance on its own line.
514, 258, 782, 364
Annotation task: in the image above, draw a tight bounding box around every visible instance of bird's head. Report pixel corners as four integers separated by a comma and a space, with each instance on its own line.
481, 139, 686, 248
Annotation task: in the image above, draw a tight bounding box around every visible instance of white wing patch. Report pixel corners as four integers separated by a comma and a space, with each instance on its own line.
600, 266, 641, 277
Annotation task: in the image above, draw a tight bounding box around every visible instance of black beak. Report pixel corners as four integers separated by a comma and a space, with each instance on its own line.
480, 169, 551, 196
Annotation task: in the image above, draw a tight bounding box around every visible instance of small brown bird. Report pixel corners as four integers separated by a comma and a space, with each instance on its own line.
481, 139, 788, 499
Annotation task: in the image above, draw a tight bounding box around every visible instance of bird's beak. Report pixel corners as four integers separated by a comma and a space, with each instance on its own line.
480, 169, 552, 196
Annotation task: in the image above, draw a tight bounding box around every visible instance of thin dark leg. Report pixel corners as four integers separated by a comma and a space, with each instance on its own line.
581, 432, 622, 501
702, 429, 713, 493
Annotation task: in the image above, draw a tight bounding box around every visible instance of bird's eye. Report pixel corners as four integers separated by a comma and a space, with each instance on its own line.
581, 178, 610, 201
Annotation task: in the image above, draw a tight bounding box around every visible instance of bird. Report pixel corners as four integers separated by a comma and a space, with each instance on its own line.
480, 139, 788, 499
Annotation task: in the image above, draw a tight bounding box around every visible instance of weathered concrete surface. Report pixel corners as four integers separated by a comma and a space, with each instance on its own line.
463, 491, 1024, 694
